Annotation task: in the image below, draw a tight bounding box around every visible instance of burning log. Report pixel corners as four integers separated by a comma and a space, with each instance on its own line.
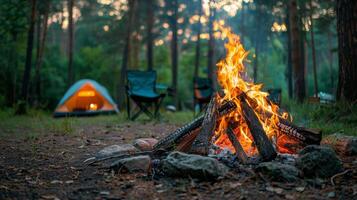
153, 100, 236, 151
242, 93, 321, 145
190, 97, 218, 155
240, 96, 277, 161
226, 124, 248, 164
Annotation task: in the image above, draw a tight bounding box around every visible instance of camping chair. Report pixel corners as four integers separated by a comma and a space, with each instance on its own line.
267, 88, 282, 106
193, 77, 213, 116
126, 70, 165, 120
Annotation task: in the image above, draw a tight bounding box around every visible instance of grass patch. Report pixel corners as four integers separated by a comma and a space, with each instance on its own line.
0, 102, 356, 140
282, 101, 357, 136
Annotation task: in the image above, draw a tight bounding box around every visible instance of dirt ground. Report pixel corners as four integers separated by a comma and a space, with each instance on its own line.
0, 119, 356, 200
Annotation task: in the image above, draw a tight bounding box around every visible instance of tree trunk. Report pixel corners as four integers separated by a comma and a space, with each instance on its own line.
67, 0, 74, 87
194, 0, 202, 78
18, 0, 37, 114
34, 2, 50, 104
118, 0, 136, 108
286, 8, 293, 99
289, 0, 305, 102
336, 0, 357, 101
146, 0, 154, 71
171, 0, 179, 109
327, 29, 334, 92
253, 5, 262, 83
309, 0, 319, 97
240, 2, 246, 44
207, 2, 216, 88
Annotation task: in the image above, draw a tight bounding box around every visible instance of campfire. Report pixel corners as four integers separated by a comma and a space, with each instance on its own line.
87, 25, 323, 169
153, 24, 322, 163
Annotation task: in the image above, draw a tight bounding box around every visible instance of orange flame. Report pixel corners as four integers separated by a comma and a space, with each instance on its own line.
213, 24, 294, 156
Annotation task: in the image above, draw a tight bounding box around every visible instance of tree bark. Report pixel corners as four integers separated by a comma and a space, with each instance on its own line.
146, 0, 154, 71
286, 8, 293, 99
34, 2, 50, 104
171, 0, 179, 109
253, 5, 262, 83
207, 1, 216, 88
67, 0, 74, 87
289, 0, 305, 102
336, 0, 357, 101
327, 29, 334, 92
18, 0, 37, 113
118, 0, 136, 108
309, 0, 319, 97
194, 0, 202, 78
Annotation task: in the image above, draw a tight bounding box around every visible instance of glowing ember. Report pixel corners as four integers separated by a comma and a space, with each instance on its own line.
213, 24, 295, 156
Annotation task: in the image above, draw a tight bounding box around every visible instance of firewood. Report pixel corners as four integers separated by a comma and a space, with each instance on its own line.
226, 124, 248, 164
176, 128, 201, 152
242, 93, 321, 145
240, 96, 277, 161
190, 97, 218, 155
153, 100, 236, 151
321, 133, 357, 156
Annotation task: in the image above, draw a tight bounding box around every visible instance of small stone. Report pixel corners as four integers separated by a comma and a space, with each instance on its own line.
133, 138, 158, 151
266, 186, 283, 194
110, 155, 151, 173
295, 186, 305, 192
255, 162, 300, 182
96, 144, 138, 158
296, 145, 343, 178
100, 191, 110, 196
50, 180, 63, 184
327, 191, 335, 198
161, 151, 228, 180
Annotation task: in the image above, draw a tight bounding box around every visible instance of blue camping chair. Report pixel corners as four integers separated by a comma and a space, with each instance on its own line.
193, 77, 213, 116
126, 70, 166, 120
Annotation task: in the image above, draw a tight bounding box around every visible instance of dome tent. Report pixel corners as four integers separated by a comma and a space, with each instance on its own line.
54, 79, 119, 117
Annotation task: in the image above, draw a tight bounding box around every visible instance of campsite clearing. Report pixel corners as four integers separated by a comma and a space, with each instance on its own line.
0, 111, 356, 199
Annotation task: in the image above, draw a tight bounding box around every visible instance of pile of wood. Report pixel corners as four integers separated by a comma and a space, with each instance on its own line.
153, 94, 322, 162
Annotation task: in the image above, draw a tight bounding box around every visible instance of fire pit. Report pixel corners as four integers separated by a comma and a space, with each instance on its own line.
153, 24, 321, 162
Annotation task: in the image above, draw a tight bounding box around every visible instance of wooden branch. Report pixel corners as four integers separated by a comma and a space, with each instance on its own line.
190, 97, 218, 155
226, 124, 248, 164
153, 100, 236, 151
240, 96, 277, 161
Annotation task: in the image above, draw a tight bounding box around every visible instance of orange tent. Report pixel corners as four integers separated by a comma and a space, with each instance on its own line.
54, 79, 118, 117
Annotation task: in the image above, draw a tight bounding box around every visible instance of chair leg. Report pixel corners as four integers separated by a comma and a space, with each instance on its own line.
154, 97, 164, 119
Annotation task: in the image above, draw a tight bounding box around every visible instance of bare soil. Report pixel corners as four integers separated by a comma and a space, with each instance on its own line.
0, 121, 356, 200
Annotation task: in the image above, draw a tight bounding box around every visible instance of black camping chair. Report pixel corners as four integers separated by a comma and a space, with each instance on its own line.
193, 77, 213, 116
267, 88, 282, 106
126, 70, 166, 120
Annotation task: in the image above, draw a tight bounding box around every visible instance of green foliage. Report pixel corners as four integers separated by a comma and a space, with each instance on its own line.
283, 101, 357, 136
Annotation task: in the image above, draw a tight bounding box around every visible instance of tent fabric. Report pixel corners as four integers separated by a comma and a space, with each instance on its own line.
54, 79, 118, 117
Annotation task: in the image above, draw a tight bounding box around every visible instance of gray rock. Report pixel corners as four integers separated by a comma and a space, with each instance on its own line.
96, 144, 138, 158
161, 151, 228, 180
110, 155, 151, 173
255, 162, 300, 182
296, 145, 343, 178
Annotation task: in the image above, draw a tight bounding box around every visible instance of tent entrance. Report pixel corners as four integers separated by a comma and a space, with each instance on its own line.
65, 84, 106, 112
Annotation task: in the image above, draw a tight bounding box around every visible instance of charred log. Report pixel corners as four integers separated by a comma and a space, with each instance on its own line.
226, 124, 248, 164
240, 96, 277, 161
243, 93, 321, 145
190, 97, 218, 155
153, 99, 236, 151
